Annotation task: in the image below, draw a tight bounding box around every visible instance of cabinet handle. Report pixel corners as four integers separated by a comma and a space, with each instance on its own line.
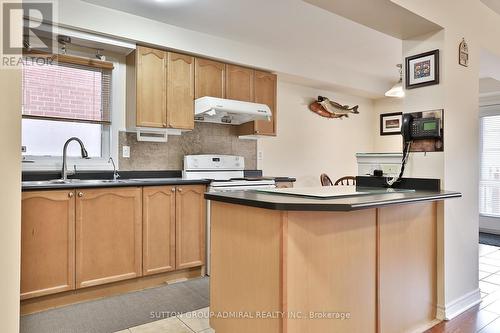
163, 123, 167, 128
178, 188, 183, 192
171, 188, 176, 192
78, 192, 84, 197
68, 192, 74, 198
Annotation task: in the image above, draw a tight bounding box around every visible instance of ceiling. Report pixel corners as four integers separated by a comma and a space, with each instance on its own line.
304, 0, 442, 39
81, 0, 403, 96
482, 0, 500, 16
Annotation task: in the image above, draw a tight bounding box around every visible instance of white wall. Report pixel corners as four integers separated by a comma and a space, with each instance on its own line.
259, 81, 375, 187
392, 0, 481, 320
0, 4, 22, 332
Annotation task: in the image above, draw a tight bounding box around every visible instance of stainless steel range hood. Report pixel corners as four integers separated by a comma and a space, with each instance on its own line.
194, 96, 272, 125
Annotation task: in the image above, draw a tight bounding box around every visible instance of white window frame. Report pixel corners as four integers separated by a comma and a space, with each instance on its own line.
22, 60, 119, 172
479, 104, 500, 224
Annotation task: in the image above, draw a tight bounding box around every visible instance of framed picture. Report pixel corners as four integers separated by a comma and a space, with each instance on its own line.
380, 112, 403, 136
405, 49, 439, 89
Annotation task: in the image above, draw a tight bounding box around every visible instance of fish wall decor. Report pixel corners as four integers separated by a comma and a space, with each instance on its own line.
308, 96, 359, 119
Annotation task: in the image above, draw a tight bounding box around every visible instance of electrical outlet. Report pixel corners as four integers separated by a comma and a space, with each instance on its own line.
382, 164, 400, 175
122, 146, 130, 158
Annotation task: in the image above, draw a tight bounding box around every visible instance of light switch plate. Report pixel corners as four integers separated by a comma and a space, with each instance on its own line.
122, 146, 130, 158
257, 150, 263, 161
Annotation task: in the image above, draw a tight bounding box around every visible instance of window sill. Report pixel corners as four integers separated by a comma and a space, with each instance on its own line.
22, 156, 113, 172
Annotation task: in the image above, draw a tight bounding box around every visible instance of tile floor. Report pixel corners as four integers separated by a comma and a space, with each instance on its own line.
115, 307, 213, 333
476, 243, 500, 332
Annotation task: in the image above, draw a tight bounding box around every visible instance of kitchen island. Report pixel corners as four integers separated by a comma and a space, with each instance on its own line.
205, 184, 460, 333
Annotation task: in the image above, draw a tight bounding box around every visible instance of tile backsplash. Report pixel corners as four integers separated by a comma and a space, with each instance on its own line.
119, 123, 257, 170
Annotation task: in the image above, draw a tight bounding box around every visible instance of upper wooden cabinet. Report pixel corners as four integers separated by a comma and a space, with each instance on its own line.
167, 52, 195, 129
21, 190, 75, 300
127, 47, 194, 130
176, 185, 206, 270
142, 186, 176, 276
75, 187, 142, 288
237, 71, 277, 136
195, 58, 225, 99
133, 46, 167, 128
225, 64, 254, 102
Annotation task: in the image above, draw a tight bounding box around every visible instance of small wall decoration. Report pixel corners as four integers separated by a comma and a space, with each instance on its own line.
459, 38, 469, 67
405, 49, 440, 89
380, 112, 403, 136
308, 96, 359, 119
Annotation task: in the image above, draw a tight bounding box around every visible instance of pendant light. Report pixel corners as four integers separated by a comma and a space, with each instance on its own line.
385, 64, 405, 98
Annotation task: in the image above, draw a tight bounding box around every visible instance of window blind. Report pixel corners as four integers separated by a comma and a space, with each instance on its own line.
480, 115, 500, 217
22, 57, 112, 124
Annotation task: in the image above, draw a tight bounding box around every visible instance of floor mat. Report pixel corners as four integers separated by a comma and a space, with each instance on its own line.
21, 277, 209, 333
480, 232, 500, 247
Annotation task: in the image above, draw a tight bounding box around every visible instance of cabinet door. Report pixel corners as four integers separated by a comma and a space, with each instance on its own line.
136, 46, 167, 128
176, 185, 206, 269
75, 187, 142, 288
143, 186, 176, 276
21, 190, 75, 299
167, 52, 195, 130
195, 58, 225, 99
254, 71, 277, 135
225, 64, 254, 102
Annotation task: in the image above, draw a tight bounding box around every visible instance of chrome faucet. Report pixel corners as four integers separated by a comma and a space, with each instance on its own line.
61, 137, 89, 181
108, 157, 120, 181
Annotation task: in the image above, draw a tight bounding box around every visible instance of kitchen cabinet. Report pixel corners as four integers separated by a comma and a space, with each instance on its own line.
195, 58, 225, 99
142, 186, 176, 275
21, 190, 75, 300
167, 52, 195, 129
143, 184, 205, 273
75, 187, 142, 288
127, 47, 195, 130
237, 70, 277, 136
175, 185, 206, 269
225, 64, 254, 102
134, 45, 167, 128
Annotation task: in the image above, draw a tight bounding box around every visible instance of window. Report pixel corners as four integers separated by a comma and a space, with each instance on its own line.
480, 113, 500, 217
22, 56, 112, 158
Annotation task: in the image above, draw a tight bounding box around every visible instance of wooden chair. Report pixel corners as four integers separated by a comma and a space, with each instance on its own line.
320, 173, 334, 186
334, 176, 357, 186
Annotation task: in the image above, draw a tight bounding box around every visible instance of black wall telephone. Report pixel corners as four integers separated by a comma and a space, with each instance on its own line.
401, 114, 441, 143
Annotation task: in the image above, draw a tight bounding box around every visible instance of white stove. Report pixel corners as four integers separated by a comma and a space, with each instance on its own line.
183, 155, 276, 276
183, 154, 276, 191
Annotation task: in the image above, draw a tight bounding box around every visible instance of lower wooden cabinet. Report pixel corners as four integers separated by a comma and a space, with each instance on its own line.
176, 185, 206, 269
142, 185, 206, 273
21, 190, 75, 300
75, 187, 142, 288
21, 184, 206, 299
142, 186, 176, 275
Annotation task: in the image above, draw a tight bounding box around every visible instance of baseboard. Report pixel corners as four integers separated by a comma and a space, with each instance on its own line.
436, 288, 481, 320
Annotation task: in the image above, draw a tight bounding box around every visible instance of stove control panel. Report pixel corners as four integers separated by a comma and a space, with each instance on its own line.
184, 154, 244, 171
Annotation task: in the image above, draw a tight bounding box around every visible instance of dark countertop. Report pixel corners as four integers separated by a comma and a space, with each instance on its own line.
205, 187, 461, 211
21, 170, 295, 191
